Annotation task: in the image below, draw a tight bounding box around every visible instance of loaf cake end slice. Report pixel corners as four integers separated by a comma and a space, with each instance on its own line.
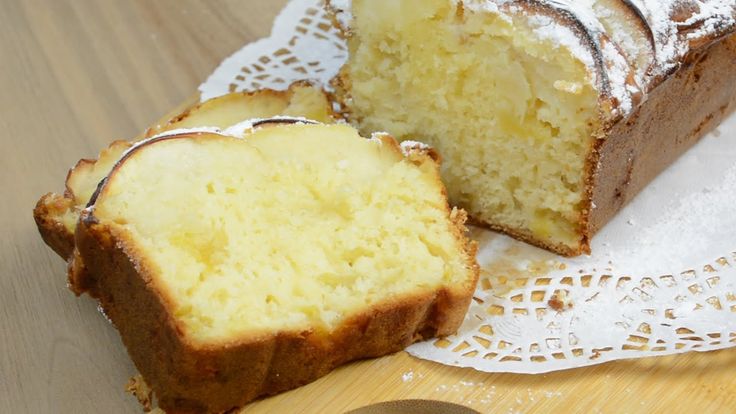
71, 122, 479, 412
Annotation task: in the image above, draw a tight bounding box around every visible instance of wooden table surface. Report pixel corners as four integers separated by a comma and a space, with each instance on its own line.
2, 1, 734, 413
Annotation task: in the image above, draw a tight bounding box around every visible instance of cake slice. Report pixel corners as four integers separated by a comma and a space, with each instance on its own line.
70, 122, 479, 412
331, 0, 736, 256
34, 82, 335, 260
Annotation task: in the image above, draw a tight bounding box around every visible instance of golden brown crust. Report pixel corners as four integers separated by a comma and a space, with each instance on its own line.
467, 217, 581, 257
33, 193, 76, 259
33, 141, 133, 261
71, 129, 479, 413
76, 218, 476, 413
125, 375, 154, 412
584, 33, 736, 240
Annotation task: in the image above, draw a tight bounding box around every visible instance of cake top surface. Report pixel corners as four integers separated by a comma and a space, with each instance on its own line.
469, 0, 732, 116
462, 0, 735, 115
331, 0, 736, 117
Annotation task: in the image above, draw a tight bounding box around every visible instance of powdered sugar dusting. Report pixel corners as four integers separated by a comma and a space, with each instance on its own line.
630, 0, 736, 75
401, 370, 415, 382
222, 116, 315, 137
400, 140, 432, 156
149, 127, 223, 140
144, 117, 318, 143
460, 0, 735, 117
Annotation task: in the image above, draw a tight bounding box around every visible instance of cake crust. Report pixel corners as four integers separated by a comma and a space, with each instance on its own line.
585, 34, 736, 240
34, 140, 133, 260
70, 128, 479, 413
34, 193, 77, 259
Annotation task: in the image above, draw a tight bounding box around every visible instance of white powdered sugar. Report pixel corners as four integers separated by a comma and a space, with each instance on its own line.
524, 13, 599, 78
146, 117, 317, 142
461, 0, 735, 116
113, 126, 223, 167
148, 126, 223, 140
399, 140, 432, 155
221, 120, 257, 138
222, 116, 315, 137
630, 0, 736, 75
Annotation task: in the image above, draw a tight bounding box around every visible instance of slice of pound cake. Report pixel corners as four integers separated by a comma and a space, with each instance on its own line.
331, 0, 736, 256
34, 82, 335, 260
70, 121, 479, 413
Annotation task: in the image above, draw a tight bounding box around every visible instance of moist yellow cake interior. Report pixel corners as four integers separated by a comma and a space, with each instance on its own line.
344, 0, 601, 250
94, 124, 472, 344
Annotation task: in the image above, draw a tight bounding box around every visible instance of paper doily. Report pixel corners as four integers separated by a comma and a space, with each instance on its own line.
200, 0, 736, 374
199, 0, 346, 101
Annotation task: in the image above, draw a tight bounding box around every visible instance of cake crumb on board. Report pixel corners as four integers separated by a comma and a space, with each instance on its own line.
125, 374, 153, 411
548, 290, 573, 311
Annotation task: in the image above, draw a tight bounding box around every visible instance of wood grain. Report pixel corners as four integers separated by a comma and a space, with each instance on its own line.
1, 1, 734, 413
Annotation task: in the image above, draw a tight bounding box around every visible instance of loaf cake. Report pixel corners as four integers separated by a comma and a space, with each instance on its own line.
330, 0, 736, 256
69, 122, 479, 413
34, 82, 334, 260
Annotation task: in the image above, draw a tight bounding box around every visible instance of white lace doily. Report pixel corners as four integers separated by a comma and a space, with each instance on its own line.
199, 0, 346, 101
200, 0, 736, 374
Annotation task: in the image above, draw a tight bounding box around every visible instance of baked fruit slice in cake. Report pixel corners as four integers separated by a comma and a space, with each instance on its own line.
70, 122, 479, 413
34, 82, 334, 260
331, 0, 736, 256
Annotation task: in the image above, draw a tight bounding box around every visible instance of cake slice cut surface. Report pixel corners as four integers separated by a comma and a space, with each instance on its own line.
72, 122, 478, 412
337, 0, 605, 255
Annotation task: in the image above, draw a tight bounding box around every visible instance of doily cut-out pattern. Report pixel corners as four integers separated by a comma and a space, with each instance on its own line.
199, 0, 736, 374
199, 0, 346, 101
409, 231, 736, 373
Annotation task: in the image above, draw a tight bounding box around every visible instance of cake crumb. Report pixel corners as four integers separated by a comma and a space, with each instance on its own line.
402, 371, 414, 382
125, 374, 153, 411
548, 291, 573, 311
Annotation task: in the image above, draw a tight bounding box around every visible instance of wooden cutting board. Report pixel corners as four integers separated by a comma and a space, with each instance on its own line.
2, 1, 734, 413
